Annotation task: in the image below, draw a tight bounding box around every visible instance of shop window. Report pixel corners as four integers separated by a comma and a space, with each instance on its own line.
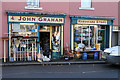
12, 23, 38, 37
74, 25, 97, 50
79, 0, 95, 10
11, 23, 38, 54
25, 0, 42, 10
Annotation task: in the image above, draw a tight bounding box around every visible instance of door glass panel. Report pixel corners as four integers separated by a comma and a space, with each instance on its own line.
51, 26, 61, 52
98, 30, 105, 50
98, 31, 104, 43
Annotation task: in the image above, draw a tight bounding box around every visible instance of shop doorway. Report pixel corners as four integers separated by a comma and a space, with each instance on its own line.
39, 25, 61, 59
40, 32, 50, 58
98, 25, 107, 50
98, 30, 105, 50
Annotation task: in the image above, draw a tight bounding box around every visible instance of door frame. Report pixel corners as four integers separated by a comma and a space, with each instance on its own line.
38, 24, 64, 59
98, 29, 106, 50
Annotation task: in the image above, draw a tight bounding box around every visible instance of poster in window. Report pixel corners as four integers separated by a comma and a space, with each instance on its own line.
12, 24, 21, 32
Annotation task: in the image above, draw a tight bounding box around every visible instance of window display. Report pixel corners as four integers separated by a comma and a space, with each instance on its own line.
74, 25, 97, 51
90, 26, 95, 48
11, 23, 38, 61
11, 38, 37, 61
82, 26, 89, 47
52, 26, 61, 52
12, 23, 38, 37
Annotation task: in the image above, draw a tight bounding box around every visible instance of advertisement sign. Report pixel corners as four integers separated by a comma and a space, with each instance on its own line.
8, 16, 64, 23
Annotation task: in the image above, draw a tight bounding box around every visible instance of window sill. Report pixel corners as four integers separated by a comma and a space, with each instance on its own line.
79, 7, 95, 10
25, 6, 43, 10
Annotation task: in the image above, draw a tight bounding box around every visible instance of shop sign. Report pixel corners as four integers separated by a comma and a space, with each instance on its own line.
8, 16, 64, 23
77, 19, 107, 25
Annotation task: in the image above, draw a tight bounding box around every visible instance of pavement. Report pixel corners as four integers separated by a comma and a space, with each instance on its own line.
2, 64, 120, 79
1, 60, 106, 66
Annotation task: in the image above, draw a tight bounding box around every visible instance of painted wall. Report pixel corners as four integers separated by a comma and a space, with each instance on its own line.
0, 1, 2, 59
118, 1, 120, 46
69, 2, 118, 25
118, 1, 120, 26
1, 1, 119, 58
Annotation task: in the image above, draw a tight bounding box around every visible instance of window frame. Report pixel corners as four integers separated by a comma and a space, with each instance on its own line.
25, 0, 42, 10
79, 0, 95, 10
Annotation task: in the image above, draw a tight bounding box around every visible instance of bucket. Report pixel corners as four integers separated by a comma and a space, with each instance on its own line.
10, 57, 14, 62
94, 52, 99, 59
82, 52, 87, 60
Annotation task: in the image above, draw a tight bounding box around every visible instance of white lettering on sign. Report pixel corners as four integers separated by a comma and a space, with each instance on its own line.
77, 19, 107, 25
9, 16, 64, 23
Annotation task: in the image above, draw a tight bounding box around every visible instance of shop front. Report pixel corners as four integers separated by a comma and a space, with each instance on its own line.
7, 11, 66, 62
70, 16, 115, 60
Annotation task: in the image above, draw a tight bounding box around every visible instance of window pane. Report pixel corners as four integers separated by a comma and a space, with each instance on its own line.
52, 26, 61, 52
74, 25, 82, 49
11, 23, 38, 55
31, 0, 34, 6
81, 0, 91, 8
37, 0, 39, 7
82, 26, 89, 47
33, 0, 37, 6
90, 26, 95, 48
27, 0, 31, 6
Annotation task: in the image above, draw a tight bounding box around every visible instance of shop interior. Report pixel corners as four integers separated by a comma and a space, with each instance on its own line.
40, 32, 50, 58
